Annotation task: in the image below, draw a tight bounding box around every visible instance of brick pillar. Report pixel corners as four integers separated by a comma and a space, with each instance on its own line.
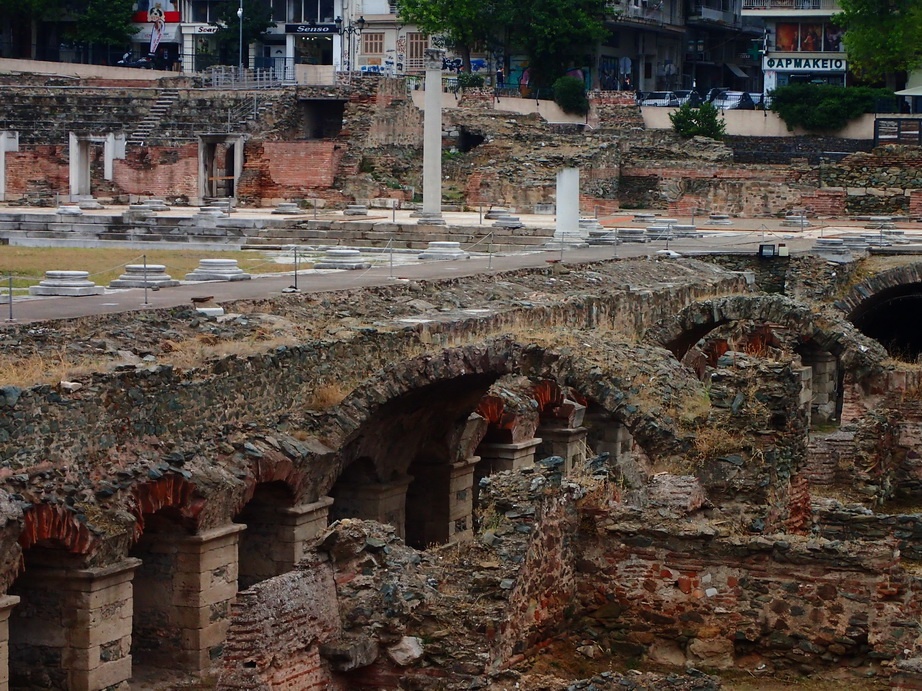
330, 476, 413, 540
0, 595, 19, 691
9, 560, 139, 691
537, 426, 588, 473
911, 189, 922, 218
133, 524, 243, 673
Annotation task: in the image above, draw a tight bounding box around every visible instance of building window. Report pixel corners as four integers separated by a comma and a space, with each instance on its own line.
363, 32, 384, 56
406, 32, 428, 71
288, 0, 334, 23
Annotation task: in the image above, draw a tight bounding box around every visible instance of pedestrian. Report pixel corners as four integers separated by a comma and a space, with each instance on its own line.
496, 67, 505, 88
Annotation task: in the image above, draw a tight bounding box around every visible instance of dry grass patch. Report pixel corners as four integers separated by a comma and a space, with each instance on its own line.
0, 246, 293, 287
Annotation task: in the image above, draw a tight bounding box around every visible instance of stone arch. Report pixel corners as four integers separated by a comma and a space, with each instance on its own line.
835, 262, 922, 358
644, 294, 885, 371
9, 504, 106, 690
321, 339, 697, 545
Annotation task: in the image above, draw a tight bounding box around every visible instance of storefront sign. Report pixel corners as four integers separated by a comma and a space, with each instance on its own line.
195, 25, 218, 33
285, 24, 335, 35
763, 56, 847, 72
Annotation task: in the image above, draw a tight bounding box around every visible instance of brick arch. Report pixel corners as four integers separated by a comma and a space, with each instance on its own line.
644, 294, 886, 372
131, 475, 206, 540
834, 263, 922, 319
19, 502, 98, 555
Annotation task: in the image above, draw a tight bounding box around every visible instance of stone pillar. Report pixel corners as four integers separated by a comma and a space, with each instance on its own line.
420, 48, 446, 224
133, 524, 243, 672
276, 497, 334, 572
476, 438, 542, 476
103, 133, 126, 181
537, 426, 588, 473
405, 457, 479, 547
0, 132, 19, 202
68, 133, 90, 200
9, 560, 139, 691
0, 595, 19, 691
330, 476, 414, 540
801, 351, 837, 425
448, 456, 480, 542
549, 168, 586, 247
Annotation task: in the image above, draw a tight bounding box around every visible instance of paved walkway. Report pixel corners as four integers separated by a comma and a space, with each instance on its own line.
1, 206, 918, 324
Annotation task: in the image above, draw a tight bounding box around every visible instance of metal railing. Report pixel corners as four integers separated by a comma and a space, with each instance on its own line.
742, 0, 840, 9
204, 64, 295, 89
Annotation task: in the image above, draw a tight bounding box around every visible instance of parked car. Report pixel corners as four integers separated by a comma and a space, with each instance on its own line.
640, 91, 680, 107
710, 90, 755, 110
674, 89, 703, 107
704, 87, 730, 103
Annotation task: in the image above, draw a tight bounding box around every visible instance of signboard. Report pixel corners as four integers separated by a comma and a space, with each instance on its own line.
285, 24, 336, 35
132, 1, 179, 23
763, 56, 847, 72
195, 25, 219, 34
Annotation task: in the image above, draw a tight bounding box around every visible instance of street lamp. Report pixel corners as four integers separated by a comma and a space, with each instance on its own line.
236, 0, 244, 75
334, 15, 365, 73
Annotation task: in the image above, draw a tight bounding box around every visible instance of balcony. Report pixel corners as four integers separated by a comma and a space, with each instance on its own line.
688, 5, 741, 27
742, 0, 840, 11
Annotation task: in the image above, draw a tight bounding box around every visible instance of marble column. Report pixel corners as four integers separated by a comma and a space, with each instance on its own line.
420, 48, 446, 225
550, 167, 586, 246
0, 132, 19, 202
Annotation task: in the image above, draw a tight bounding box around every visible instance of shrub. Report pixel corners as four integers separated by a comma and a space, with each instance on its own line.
669, 101, 726, 139
552, 76, 589, 116
456, 71, 485, 90
770, 84, 893, 132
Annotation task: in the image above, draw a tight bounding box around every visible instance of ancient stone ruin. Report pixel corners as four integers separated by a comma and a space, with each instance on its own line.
2, 252, 922, 689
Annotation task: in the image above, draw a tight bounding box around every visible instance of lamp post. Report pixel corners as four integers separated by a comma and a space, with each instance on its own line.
237, 0, 244, 75
334, 15, 365, 73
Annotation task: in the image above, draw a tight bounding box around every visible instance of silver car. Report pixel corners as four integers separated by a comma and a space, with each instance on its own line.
641, 91, 680, 107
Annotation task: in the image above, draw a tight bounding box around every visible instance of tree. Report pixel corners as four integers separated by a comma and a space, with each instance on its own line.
69, 0, 137, 63
0, 0, 66, 59
511, 0, 607, 88
397, 0, 504, 72
833, 0, 922, 88
210, 0, 274, 67
669, 102, 725, 140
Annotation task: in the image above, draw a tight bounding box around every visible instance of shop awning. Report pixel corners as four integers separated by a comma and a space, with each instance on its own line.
726, 63, 748, 78
895, 86, 922, 96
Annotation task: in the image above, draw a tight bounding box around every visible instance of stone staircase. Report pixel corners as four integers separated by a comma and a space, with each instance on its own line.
127, 88, 180, 146
242, 218, 556, 251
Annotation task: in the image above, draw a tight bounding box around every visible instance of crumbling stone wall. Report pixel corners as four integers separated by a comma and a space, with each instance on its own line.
821, 146, 922, 215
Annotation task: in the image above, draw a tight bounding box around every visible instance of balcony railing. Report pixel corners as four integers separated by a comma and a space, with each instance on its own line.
743, 0, 840, 10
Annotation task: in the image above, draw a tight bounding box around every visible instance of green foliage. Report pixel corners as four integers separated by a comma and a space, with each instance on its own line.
456, 71, 485, 89
834, 0, 922, 85
209, 0, 274, 66
398, 0, 502, 71
669, 102, 725, 140
552, 76, 589, 115
69, 0, 137, 48
769, 84, 892, 132
513, 0, 606, 87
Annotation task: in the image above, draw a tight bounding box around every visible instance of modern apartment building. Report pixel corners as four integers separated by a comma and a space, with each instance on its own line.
742, 0, 846, 91
685, 0, 763, 92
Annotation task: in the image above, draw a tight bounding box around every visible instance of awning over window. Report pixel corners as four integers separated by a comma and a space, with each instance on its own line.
726, 63, 748, 78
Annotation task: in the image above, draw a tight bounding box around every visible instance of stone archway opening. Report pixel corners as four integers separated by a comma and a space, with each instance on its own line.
234, 481, 297, 590
128, 508, 191, 672
8, 543, 86, 690
848, 282, 922, 362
